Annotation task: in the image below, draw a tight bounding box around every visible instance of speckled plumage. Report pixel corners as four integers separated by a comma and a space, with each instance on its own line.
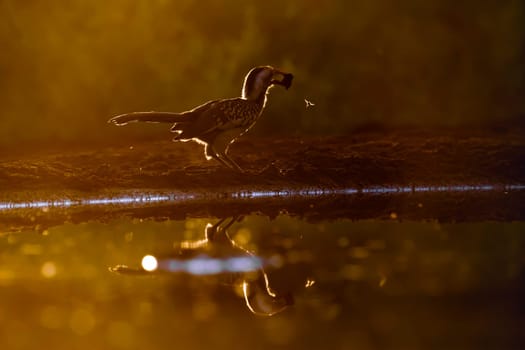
171, 98, 263, 141
109, 66, 293, 172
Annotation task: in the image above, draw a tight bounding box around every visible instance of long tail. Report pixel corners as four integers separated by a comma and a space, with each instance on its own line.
108, 112, 188, 125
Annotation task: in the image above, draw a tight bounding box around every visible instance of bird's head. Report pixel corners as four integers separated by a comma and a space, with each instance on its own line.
242, 66, 293, 101
242, 279, 294, 316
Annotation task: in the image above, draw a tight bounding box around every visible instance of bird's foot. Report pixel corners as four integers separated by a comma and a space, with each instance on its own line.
243, 162, 281, 176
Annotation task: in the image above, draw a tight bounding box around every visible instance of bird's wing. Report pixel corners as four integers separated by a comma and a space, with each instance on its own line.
186, 99, 222, 114
173, 98, 247, 138
170, 99, 221, 131
198, 99, 248, 132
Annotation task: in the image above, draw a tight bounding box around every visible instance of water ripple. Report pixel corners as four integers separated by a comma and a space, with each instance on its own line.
0, 184, 523, 212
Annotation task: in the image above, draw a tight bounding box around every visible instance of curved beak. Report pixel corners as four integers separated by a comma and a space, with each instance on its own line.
271, 69, 293, 89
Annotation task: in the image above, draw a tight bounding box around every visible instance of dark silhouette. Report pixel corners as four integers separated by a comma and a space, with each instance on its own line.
108, 66, 293, 172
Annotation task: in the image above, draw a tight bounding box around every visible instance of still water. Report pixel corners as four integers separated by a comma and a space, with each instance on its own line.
0, 189, 524, 349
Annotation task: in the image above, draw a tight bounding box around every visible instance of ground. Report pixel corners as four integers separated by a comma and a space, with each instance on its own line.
1, 129, 523, 194
1, 128, 523, 232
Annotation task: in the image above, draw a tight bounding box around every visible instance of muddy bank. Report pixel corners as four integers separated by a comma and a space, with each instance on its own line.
0, 129, 524, 197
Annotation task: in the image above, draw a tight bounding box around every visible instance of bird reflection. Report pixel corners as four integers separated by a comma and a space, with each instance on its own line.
110, 216, 295, 316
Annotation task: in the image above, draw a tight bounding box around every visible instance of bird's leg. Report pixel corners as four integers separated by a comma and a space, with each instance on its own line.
221, 143, 247, 173
213, 153, 237, 171
221, 142, 271, 175
208, 216, 243, 245
207, 144, 245, 173
205, 217, 228, 241
221, 153, 246, 173
222, 216, 239, 230
221, 215, 244, 245
205, 144, 236, 171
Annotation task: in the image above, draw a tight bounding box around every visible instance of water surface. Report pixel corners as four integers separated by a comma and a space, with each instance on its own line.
1, 189, 524, 349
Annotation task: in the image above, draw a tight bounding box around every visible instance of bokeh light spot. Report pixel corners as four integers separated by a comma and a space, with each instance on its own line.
234, 228, 252, 245
107, 321, 134, 349
41, 262, 57, 278
40, 305, 64, 330
141, 255, 158, 272
69, 308, 96, 335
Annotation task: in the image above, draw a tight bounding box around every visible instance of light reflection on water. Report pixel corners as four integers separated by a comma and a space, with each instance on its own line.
0, 184, 523, 211
0, 212, 524, 348
111, 216, 294, 316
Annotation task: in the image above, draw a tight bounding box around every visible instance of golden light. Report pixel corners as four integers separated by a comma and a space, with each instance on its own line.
69, 308, 96, 336
180, 238, 209, 249
41, 261, 57, 278
141, 255, 158, 272
234, 228, 252, 245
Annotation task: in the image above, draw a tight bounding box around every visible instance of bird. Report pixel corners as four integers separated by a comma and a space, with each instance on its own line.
109, 216, 294, 316
304, 99, 315, 108
108, 66, 293, 172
